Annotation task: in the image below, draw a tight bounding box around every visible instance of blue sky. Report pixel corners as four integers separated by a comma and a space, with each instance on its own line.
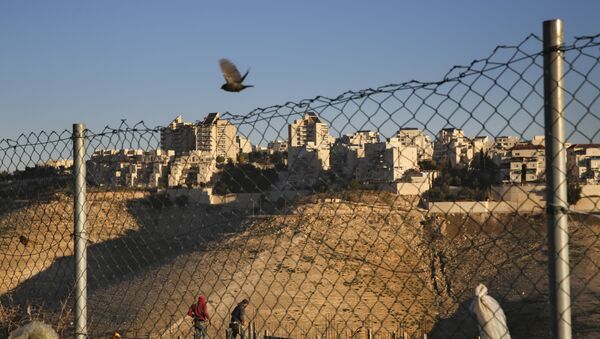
1, 0, 598, 144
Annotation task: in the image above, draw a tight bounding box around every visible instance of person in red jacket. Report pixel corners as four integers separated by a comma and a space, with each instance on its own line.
188, 295, 211, 339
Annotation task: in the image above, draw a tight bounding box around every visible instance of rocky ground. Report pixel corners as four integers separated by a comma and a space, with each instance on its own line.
1, 190, 599, 338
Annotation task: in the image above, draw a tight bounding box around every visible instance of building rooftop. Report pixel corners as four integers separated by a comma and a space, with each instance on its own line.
201, 112, 219, 126
512, 144, 545, 150
303, 112, 322, 123
568, 143, 600, 149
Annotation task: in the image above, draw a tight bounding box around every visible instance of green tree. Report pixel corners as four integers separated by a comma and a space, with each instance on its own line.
214, 163, 278, 193
427, 153, 499, 201
238, 153, 249, 165
213, 181, 230, 195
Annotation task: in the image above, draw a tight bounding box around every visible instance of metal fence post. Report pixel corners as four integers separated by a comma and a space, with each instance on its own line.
73, 123, 88, 339
543, 19, 572, 339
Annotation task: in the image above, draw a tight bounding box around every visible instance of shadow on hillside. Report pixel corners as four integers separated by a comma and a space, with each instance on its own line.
0, 195, 255, 319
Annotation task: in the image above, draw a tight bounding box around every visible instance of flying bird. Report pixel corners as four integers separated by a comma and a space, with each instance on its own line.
469, 283, 511, 339
219, 58, 253, 92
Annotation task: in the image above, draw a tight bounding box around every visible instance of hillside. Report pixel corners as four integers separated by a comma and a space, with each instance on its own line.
1, 190, 599, 338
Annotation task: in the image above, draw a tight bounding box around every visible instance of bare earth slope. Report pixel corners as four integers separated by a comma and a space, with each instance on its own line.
1, 191, 599, 338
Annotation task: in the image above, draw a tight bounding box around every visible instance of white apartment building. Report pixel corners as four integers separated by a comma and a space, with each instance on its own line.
531, 135, 545, 146
160, 116, 197, 155
286, 145, 330, 187
87, 149, 175, 188
237, 135, 253, 154
508, 144, 546, 183
196, 112, 239, 162
490, 136, 522, 180
161, 113, 239, 162
472, 136, 492, 154
288, 112, 334, 148
568, 144, 600, 184
356, 142, 418, 183
433, 128, 474, 167
387, 128, 433, 161
331, 130, 380, 179
168, 151, 217, 187
267, 140, 289, 154
287, 112, 334, 187
41, 159, 74, 169
493, 136, 521, 150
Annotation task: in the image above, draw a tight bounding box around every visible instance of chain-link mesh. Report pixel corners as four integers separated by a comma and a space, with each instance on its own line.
1, 32, 599, 338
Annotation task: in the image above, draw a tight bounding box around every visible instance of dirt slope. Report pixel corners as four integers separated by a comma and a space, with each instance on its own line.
1, 191, 599, 338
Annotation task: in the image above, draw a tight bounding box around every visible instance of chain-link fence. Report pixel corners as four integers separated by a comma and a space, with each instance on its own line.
1, 22, 599, 338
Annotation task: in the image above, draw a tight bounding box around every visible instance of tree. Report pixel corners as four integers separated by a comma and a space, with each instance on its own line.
567, 170, 582, 205
213, 181, 230, 195
214, 163, 278, 193
419, 159, 438, 171
346, 179, 361, 190
427, 152, 499, 201
238, 153, 249, 165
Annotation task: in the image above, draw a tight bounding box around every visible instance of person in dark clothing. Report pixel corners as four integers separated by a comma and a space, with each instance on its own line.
228, 299, 249, 339
188, 295, 211, 339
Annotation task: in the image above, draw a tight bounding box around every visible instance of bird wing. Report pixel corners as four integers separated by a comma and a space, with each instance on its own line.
220, 59, 242, 84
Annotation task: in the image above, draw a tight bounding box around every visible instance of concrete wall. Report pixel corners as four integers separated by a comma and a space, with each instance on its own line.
428, 200, 544, 214
213, 193, 262, 208
581, 184, 600, 197
164, 188, 310, 207
428, 201, 490, 214
491, 184, 546, 204
429, 184, 598, 214
573, 197, 600, 212
573, 184, 600, 212
387, 181, 432, 196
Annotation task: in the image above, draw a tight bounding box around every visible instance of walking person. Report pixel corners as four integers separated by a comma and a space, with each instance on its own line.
188, 295, 211, 339
228, 299, 249, 339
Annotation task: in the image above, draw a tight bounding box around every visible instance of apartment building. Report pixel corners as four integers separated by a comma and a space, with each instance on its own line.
267, 140, 289, 154
87, 149, 174, 188
331, 130, 380, 179
493, 136, 521, 150
160, 113, 239, 162
433, 128, 474, 167
568, 144, 600, 184
288, 112, 334, 148
387, 128, 433, 161
237, 135, 253, 154
472, 136, 492, 154
160, 116, 197, 155
286, 145, 330, 187
287, 112, 334, 187
490, 136, 522, 180
508, 144, 546, 183
167, 151, 217, 187
356, 142, 418, 183
196, 112, 239, 162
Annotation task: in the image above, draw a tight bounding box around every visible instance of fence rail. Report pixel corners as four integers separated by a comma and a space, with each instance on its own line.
1, 21, 599, 338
